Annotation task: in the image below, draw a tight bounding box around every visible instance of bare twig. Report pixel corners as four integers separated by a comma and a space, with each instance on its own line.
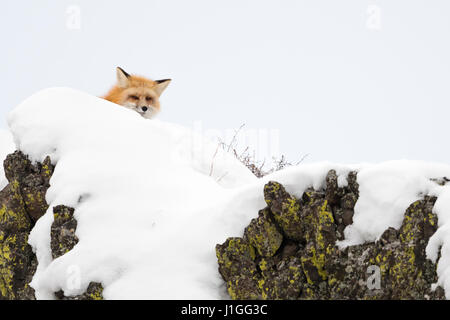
209, 123, 306, 178
227, 124, 246, 152
209, 143, 221, 176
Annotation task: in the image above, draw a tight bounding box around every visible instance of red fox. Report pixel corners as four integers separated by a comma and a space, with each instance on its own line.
103, 67, 171, 119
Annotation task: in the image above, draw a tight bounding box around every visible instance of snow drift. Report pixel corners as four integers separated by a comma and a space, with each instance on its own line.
8, 87, 259, 299
6, 87, 450, 299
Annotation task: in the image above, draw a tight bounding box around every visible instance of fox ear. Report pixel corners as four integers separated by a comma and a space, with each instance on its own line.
116, 67, 130, 88
154, 79, 171, 96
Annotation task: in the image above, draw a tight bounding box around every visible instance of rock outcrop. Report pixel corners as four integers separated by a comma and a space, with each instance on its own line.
0, 151, 52, 299
51, 204, 103, 300
0, 151, 447, 299
216, 170, 446, 299
0, 151, 103, 300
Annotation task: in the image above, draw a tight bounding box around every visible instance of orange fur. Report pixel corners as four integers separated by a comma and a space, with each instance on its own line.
103, 67, 171, 119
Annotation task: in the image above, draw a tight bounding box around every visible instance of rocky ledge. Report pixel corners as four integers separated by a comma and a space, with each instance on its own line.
216, 171, 446, 299
0, 151, 102, 300
0, 151, 446, 299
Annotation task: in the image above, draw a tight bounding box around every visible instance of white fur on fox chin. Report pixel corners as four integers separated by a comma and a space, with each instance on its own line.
123, 102, 159, 119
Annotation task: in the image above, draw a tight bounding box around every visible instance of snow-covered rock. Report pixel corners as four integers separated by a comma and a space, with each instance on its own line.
217, 176, 445, 299
7, 87, 259, 299
3, 87, 450, 299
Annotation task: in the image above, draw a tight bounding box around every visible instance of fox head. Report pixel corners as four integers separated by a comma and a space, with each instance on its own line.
104, 67, 171, 119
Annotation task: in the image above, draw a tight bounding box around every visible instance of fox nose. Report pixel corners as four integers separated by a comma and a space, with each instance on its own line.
141, 106, 148, 112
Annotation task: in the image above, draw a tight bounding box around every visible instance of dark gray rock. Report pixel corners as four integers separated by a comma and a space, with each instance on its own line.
216, 171, 445, 300
0, 151, 103, 300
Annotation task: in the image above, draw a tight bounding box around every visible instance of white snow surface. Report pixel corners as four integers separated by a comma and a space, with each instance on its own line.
0, 129, 14, 189
7, 87, 450, 299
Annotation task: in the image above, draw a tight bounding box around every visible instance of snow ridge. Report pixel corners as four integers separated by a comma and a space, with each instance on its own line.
7, 87, 450, 299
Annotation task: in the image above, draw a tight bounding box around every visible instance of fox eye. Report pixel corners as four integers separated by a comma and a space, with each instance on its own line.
129, 95, 139, 100
146, 96, 153, 102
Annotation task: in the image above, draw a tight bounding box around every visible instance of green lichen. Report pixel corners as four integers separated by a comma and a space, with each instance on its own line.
272, 197, 303, 240
328, 277, 337, 286
259, 259, 268, 271
263, 182, 281, 206
227, 280, 238, 300
389, 245, 417, 291
41, 161, 52, 179
302, 286, 315, 300
226, 276, 260, 300
315, 200, 334, 249
0, 181, 31, 231
400, 213, 414, 243
216, 238, 256, 263
301, 245, 327, 284
53, 210, 73, 222
88, 286, 103, 300
245, 210, 283, 258
0, 238, 15, 298
372, 251, 392, 275
0, 233, 29, 299
287, 265, 303, 285
300, 200, 335, 284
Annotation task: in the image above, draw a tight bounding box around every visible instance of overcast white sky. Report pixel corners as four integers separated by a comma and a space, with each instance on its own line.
1, 0, 450, 165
